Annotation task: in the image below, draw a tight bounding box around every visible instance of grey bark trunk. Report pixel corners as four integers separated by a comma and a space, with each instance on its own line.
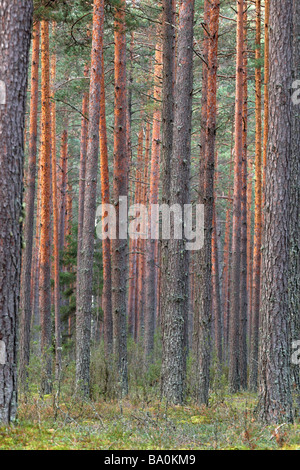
0, 0, 33, 423
257, 0, 294, 424
161, 0, 195, 405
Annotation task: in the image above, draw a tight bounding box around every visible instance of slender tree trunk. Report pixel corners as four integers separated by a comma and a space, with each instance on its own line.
222, 189, 232, 363
161, 0, 195, 405
249, 0, 262, 392
194, 0, 220, 404
257, 0, 294, 424
50, 22, 62, 379
239, 2, 248, 390
59, 127, 68, 254
19, 21, 40, 389
145, 40, 163, 363
222, 128, 234, 363
247, 156, 253, 347
76, 0, 104, 396
99, 41, 113, 357
129, 120, 144, 342
40, 20, 53, 395
192, 0, 211, 404
262, 0, 269, 199
160, 0, 176, 354
228, 0, 244, 394
32, 162, 42, 349
212, 202, 222, 365
208, 2, 221, 368
0, 0, 33, 424
137, 118, 150, 341
77, 65, 89, 262
111, 0, 129, 397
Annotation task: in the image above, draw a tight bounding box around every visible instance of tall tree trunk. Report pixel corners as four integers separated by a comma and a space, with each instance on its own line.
257, 0, 294, 425
160, 0, 176, 354
59, 127, 68, 254
111, 0, 129, 397
207, 2, 221, 368
145, 40, 163, 363
192, 0, 211, 405
249, 0, 262, 392
161, 0, 195, 405
50, 22, 62, 379
212, 203, 222, 366
247, 156, 253, 347
19, 21, 40, 389
99, 41, 113, 357
137, 118, 151, 341
239, 2, 248, 390
222, 128, 234, 364
32, 161, 42, 349
228, 0, 244, 394
222, 188, 232, 363
77, 65, 89, 262
128, 120, 144, 340
262, 0, 269, 199
0, 0, 33, 424
194, 0, 220, 404
290, 0, 300, 414
76, 0, 104, 396
40, 20, 53, 395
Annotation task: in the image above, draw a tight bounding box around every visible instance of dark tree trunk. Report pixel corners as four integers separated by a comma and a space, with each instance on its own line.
239, 2, 248, 390
257, 0, 294, 424
192, 0, 210, 404
193, 0, 220, 405
0, 0, 33, 423
76, 0, 104, 396
160, 0, 176, 355
161, 0, 195, 405
290, 0, 300, 415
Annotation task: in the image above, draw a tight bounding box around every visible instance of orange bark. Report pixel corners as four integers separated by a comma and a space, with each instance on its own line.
229, 0, 244, 393
262, 0, 269, 198
250, 0, 262, 392
50, 21, 62, 377
137, 118, 151, 338
40, 20, 52, 393
132, 121, 144, 341
99, 32, 113, 355
19, 22, 40, 386
111, 0, 129, 394
144, 39, 163, 360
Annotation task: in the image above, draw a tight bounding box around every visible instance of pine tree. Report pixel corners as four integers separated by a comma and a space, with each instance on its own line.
19, 21, 40, 389
0, 0, 33, 423
76, 0, 104, 396
161, 0, 195, 405
257, 0, 294, 424
40, 20, 53, 395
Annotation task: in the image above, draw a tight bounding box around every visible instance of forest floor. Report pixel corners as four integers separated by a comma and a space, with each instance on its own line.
0, 392, 300, 450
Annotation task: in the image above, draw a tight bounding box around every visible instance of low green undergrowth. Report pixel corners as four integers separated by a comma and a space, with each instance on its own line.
1, 392, 299, 450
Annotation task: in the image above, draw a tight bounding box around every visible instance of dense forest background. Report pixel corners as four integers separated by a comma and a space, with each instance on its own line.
0, 0, 299, 450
